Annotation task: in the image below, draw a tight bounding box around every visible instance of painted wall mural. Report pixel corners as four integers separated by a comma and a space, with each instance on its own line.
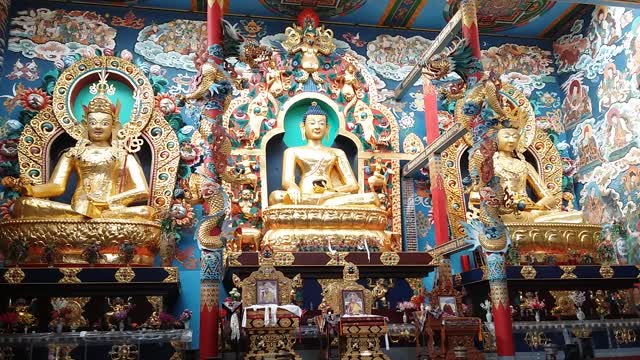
135, 20, 206, 72
8, 8, 116, 62
554, 6, 640, 265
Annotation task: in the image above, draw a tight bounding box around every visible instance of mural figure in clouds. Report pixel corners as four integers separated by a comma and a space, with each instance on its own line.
597, 63, 629, 111
605, 108, 633, 150
576, 124, 604, 169
562, 78, 592, 129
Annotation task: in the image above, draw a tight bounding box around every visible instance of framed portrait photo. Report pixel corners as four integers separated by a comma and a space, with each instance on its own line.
256, 280, 279, 305
342, 290, 365, 316
439, 296, 457, 316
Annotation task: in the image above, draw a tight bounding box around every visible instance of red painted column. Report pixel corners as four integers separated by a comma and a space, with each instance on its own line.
200, 1, 224, 359
422, 74, 449, 246
460, 0, 482, 83
490, 276, 515, 358
207, 0, 224, 51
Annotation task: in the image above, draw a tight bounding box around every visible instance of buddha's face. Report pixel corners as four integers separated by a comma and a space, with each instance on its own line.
497, 128, 519, 153
87, 112, 113, 143
303, 114, 328, 141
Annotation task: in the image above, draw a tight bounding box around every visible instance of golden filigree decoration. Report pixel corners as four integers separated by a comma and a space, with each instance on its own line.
226, 252, 242, 267
115, 267, 135, 283
0, 219, 160, 266
600, 265, 614, 279
4, 267, 25, 284
508, 223, 601, 262
520, 265, 537, 280
480, 265, 488, 280
163, 267, 179, 283
17, 107, 60, 185
380, 252, 400, 266
234, 264, 300, 307
404, 278, 423, 294
201, 282, 218, 312
560, 265, 577, 279
273, 252, 295, 267
59, 268, 82, 284
573, 327, 592, 338
322, 263, 373, 315
52, 56, 154, 142
489, 280, 509, 306
326, 252, 348, 266
402, 133, 425, 154
550, 291, 576, 316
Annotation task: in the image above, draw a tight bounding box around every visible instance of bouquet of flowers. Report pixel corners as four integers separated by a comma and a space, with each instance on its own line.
569, 291, 586, 307
0, 312, 18, 330
18, 312, 35, 329
597, 237, 616, 264
396, 301, 416, 312
158, 311, 175, 328
179, 309, 192, 322
529, 298, 546, 310
114, 307, 130, 322
50, 307, 72, 326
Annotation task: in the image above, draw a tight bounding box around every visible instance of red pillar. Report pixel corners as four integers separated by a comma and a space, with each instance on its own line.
460, 0, 482, 84
422, 75, 450, 246
200, 2, 224, 359
490, 278, 515, 357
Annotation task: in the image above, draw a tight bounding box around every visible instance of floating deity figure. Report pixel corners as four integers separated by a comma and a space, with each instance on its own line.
268, 102, 380, 208
2, 72, 154, 220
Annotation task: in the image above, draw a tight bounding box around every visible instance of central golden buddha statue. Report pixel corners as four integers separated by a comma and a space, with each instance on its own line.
3, 84, 154, 220
492, 127, 584, 224
261, 102, 395, 252
268, 102, 379, 208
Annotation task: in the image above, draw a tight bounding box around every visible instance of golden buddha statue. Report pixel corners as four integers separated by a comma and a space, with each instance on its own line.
492, 127, 584, 223
261, 101, 395, 252
3, 73, 154, 221
268, 102, 379, 208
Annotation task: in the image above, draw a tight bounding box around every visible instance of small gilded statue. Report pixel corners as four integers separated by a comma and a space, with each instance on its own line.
281, 11, 336, 84
268, 102, 380, 208
3, 70, 154, 220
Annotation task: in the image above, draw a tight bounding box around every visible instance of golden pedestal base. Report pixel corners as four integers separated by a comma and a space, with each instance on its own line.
0, 218, 160, 265
507, 222, 602, 262
262, 205, 395, 252
244, 309, 301, 360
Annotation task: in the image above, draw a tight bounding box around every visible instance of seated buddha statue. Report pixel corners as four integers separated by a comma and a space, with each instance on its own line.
490, 127, 584, 224
268, 102, 379, 208
2, 84, 155, 221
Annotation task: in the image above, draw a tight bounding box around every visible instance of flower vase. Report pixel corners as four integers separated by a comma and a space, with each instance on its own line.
119, 321, 125, 331
402, 312, 408, 324
535, 310, 541, 322
23, 327, 27, 334
55, 323, 63, 334
577, 308, 585, 321
184, 320, 190, 330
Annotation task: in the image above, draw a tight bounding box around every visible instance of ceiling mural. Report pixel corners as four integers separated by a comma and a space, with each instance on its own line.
444, 0, 556, 32
258, 0, 367, 18
53, 0, 583, 38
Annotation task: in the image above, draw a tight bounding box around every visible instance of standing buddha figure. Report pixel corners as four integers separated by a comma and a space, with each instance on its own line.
3, 73, 155, 220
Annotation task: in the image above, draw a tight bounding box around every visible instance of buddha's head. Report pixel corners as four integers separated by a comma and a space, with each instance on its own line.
301, 101, 329, 142
82, 71, 120, 144
84, 95, 119, 144
496, 127, 520, 154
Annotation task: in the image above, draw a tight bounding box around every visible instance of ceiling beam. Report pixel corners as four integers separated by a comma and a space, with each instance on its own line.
555, 0, 640, 9
393, 10, 462, 100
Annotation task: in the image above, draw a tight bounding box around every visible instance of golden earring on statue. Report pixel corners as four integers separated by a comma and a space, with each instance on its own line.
325, 126, 330, 142
301, 125, 306, 141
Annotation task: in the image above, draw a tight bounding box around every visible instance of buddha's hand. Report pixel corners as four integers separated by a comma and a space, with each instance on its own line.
535, 196, 559, 210
286, 186, 302, 204
87, 194, 109, 210
1, 177, 33, 196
